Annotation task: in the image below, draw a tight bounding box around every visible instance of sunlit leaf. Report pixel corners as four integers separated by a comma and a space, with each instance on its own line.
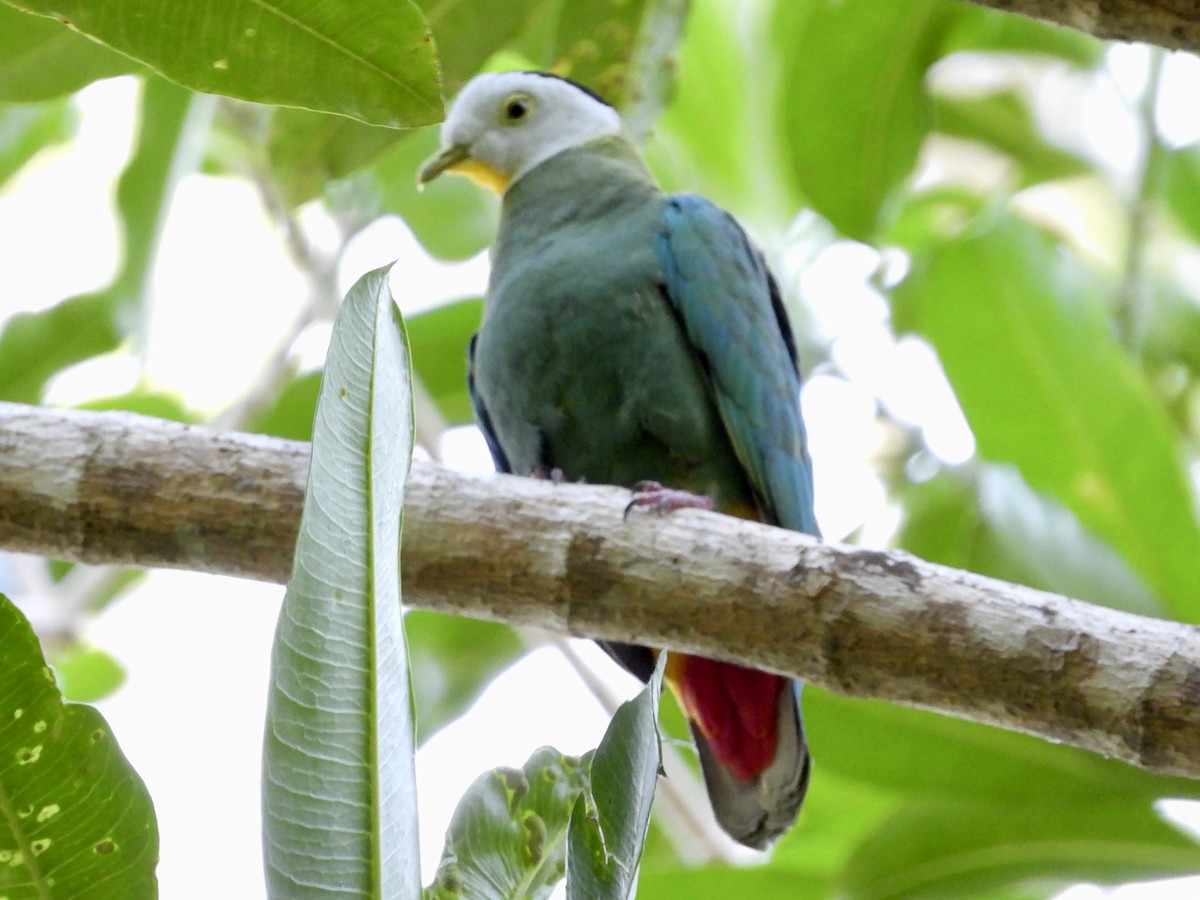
944, 5, 1103, 65
773, 0, 957, 240
0, 4, 136, 101
53, 645, 126, 704
262, 265, 420, 897
5, 0, 441, 127
893, 215, 1200, 620
933, 90, 1090, 187
1164, 144, 1200, 244
0, 595, 157, 898
0, 99, 76, 186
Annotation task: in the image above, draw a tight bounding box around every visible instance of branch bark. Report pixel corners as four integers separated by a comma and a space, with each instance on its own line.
965, 0, 1200, 52
3, 401, 1200, 781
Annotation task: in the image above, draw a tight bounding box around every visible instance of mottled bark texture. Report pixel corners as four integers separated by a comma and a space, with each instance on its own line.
3, 401, 1200, 780
967, 0, 1200, 52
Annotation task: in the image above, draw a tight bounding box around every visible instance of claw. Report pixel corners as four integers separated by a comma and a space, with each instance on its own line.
624, 481, 715, 520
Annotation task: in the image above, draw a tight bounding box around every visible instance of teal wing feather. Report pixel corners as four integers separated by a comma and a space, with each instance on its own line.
657, 194, 819, 537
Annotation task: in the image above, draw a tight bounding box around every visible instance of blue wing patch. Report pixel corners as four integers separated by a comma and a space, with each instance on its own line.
657, 194, 819, 537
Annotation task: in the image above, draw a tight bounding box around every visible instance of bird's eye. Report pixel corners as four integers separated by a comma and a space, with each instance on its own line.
502, 92, 533, 123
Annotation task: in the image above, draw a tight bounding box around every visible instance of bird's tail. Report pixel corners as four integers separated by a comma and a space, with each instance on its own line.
668, 655, 811, 850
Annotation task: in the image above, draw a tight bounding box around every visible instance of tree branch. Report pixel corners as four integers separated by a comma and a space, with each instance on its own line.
3, 401, 1199, 781
964, 0, 1200, 52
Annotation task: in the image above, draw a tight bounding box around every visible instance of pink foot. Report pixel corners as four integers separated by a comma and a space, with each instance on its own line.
624, 480, 715, 520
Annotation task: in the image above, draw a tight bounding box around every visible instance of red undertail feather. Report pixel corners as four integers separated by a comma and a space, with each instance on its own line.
669, 655, 787, 782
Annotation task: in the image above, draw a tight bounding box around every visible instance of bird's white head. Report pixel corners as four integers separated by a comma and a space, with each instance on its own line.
418, 71, 622, 194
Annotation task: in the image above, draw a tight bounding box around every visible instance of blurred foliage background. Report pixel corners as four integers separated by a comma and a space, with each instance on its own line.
4, 0, 1200, 896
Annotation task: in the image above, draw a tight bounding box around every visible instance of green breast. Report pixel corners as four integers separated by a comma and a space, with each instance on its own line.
472, 138, 754, 509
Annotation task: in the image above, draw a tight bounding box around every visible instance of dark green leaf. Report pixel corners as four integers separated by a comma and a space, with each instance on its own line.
406, 298, 484, 423
893, 216, 1200, 620
262, 265, 420, 897
406, 610, 525, 744
424, 747, 589, 900
53, 645, 126, 703
0, 99, 76, 186
0, 4, 136, 101
933, 91, 1089, 187
0, 594, 157, 898
773, 0, 957, 240
566, 656, 663, 899
5, 0, 441, 127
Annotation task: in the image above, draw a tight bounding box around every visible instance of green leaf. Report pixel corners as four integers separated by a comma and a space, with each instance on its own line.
0, 594, 157, 898
942, 4, 1103, 65
1164, 144, 1200, 244
5, 0, 441, 127
637, 866, 832, 899
53, 645, 126, 704
566, 656, 663, 900
0, 4, 137, 101
262, 265, 420, 898
898, 467, 1162, 616
0, 77, 206, 402
77, 390, 198, 423
520, 0, 655, 106
267, 108, 408, 207
933, 91, 1089, 187
405, 611, 525, 744
842, 799, 1200, 899
893, 216, 1200, 621
644, 0, 757, 214
804, 688, 1200, 807
370, 129, 498, 261
0, 99, 76, 187
246, 370, 323, 441
773, 0, 957, 240
415, 0, 547, 96
424, 747, 589, 900
406, 298, 484, 423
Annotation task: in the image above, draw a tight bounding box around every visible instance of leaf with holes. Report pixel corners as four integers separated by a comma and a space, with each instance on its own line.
0, 595, 157, 899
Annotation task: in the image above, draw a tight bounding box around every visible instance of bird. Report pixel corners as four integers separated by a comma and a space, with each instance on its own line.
418, 70, 818, 850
